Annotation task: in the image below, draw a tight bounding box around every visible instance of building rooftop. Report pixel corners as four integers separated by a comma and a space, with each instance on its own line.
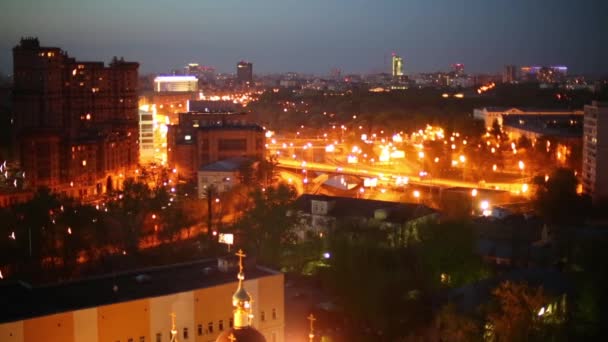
188, 100, 240, 114
482, 106, 581, 114
294, 194, 437, 224
199, 157, 252, 172
502, 114, 582, 138
0, 258, 279, 324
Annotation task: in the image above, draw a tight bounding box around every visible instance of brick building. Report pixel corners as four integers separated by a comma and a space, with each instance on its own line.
167, 101, 265, 180
12, 37, 139, 197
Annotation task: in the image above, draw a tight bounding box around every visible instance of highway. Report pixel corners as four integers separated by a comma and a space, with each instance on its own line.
276, 158, 528, 194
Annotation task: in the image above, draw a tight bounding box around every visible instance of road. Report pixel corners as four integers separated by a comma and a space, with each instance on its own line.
277, 158, 528, 194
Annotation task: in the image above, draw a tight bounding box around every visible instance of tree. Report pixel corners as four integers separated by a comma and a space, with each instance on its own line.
417, 221, 489, 289
108, 178, 152, 254
202, 184, 218, 236
234, 182, 298, 266
534, 168, 588, 226
486, 281, 564, 342
490, 119, 503, 138
438, 303, 481, 342
321, 221, 432, 340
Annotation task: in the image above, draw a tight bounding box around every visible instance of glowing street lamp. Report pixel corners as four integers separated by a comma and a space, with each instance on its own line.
480, 200, 490, 210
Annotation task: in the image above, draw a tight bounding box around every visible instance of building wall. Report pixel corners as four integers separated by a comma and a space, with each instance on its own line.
24, 312, 74, 342
12, 38, 139, 197
582, 102, 608, 202
73, 308, 98, 342
0, 273, 284, 342
0, 321, 24, 342
98, 299, 150, 342
169, 126, 264, 180
197, 170, 240, 198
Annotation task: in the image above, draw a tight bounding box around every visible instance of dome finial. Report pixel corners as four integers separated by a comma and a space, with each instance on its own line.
236, 249, 246, 281
170, 312, 178, 342
232, 249, 252, 328
307, 314, 316, 342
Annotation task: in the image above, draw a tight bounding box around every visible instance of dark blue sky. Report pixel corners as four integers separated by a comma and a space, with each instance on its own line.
1, 0, 606, 75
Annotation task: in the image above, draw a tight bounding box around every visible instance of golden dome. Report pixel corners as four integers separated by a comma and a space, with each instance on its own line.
232, 284, 251, 305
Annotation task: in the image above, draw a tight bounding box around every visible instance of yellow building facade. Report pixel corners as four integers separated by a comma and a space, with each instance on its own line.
0, 262, 284, 342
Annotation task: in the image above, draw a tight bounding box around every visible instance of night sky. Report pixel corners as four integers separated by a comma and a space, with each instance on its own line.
0, 0, 606, 75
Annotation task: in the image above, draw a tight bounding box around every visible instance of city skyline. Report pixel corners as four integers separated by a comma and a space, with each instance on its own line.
0, 0, 607, 76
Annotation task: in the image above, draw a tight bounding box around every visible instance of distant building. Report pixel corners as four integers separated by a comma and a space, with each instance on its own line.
391, 53, 404, 77
520, 66, 567, 83
154, 75, 198, 92
582, 101, 608, 203
451, 63, 465, 76
197, 157, 251, 198
12, 37, 139, 197
473, 107, 583, 130
167, 101, 264, 179
236, 61, 253, 85
293, 194, 438, 243
502, 65, 517, 83
0, 258, 284, 342
501, 114, 583, 141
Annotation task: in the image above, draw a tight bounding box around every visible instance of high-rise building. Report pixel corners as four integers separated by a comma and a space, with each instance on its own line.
391, 53, 403, 77
236, 61, 253, 85
154, 75, 198, 92
451, 63, 465, 76
582, 101, 608, 203
12, 37, 139, 197
503, 65, 517, 83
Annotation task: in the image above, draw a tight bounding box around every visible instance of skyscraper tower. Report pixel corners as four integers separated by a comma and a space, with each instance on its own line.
237, 61, 253, 85
391, 53, 404, 77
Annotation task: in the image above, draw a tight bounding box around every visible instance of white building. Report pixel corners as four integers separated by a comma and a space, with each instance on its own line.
582, 101, 608, 203
154, 75, 198, 92
197, 157, 252, 198
138, 105, 155, 163
473, 107, 583, 129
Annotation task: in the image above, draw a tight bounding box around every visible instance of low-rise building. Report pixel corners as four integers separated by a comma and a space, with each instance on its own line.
197, 157, 252, 198
292, 194, 438, 245
473, 107, 583, 130
0, 258, 284, 342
